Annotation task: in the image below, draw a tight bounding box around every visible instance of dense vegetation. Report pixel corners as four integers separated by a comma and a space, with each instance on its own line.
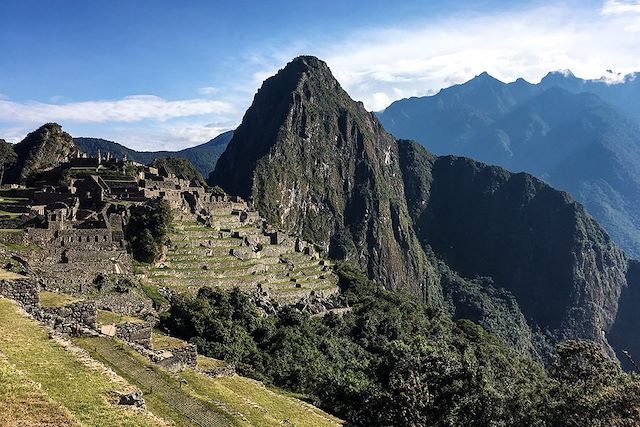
149, 157, 207, 187
126, 200, 173, 263
162, 263, 640, 426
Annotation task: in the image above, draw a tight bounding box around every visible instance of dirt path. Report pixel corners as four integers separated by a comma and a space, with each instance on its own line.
85, 337, 234, 427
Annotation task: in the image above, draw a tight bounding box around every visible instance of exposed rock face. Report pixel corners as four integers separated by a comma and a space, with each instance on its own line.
609, 260, 640, 370
398, 140, 629, 356
212, 56, 438, 300
211, 55, 633, 360
7, 123, 79, 184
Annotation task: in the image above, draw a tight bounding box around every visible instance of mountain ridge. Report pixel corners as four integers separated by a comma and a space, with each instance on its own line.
378, 71, 640, 258
74, 130, 233, 177
211, 55, 635, 362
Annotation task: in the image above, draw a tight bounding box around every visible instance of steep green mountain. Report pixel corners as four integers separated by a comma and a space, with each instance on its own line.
378, 74, 640, 258
5, 123, 80, 184
212, 55, 438, 301
398, 141, 628, 357
211, 56, 633, 360
75, 130, 233, 177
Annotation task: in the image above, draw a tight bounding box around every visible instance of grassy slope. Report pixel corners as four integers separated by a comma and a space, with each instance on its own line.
39, 290, 81, 307
76, 335, 342, 427
0, 298, 162, 427
0, 356, 80, 426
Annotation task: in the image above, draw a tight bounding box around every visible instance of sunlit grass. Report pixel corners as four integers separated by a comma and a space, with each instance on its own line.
0, 298, 161, 426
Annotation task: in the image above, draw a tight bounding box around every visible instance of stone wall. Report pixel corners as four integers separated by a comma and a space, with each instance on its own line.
41, 301, 97, 330
115, 322, 153, 348
0, 279, 39, 310
96, 292, 154, 317
157, 344, 197, 371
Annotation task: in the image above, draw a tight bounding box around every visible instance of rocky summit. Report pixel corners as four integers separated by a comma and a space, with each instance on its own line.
212, 55, 636, 361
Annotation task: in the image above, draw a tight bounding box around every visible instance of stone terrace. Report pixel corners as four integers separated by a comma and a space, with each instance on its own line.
140, 210, 339, 303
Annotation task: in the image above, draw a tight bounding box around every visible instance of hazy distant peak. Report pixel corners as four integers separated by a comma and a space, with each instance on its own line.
468, 71, 504, 85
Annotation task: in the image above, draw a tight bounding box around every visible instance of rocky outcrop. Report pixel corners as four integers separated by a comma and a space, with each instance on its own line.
6, 123, 80, 184
609, 260, 640, 370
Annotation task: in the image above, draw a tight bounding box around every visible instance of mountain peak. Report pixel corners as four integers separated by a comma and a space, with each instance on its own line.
470, 71, 502, 84
212, 55, 434, 296
287, 55, 328, 70
541, 69, 580, 83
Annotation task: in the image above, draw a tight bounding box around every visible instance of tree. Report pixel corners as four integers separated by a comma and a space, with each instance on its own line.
126, 200, 173, 263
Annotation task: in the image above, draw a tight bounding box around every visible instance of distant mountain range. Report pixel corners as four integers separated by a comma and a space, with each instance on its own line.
74, 130, 233, 178
378, 71, 640, 258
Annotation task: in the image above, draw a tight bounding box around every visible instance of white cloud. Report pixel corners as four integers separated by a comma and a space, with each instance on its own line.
0, 95, 234, 125
299, 3, 640, 110
371, 92, 392, 111
4, 1, 640, 150
602, 0, 640, 15
197, 86, 219, 95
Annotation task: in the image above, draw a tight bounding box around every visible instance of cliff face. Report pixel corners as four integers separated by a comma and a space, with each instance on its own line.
7, 123, 79, 184
212, 56, 438, 300
398, 140, 629, 355
212, 56, 633, 359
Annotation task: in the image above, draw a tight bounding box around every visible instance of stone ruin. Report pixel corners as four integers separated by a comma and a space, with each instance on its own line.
0, 152, 251, 294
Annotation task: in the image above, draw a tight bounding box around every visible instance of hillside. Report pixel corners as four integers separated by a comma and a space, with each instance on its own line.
75, 130, 233, 177
211, 56, 634, 361
5, 123, 80, 184
0, 292, 343, 427
378, 72, 640, 258
149, 157, 208, 187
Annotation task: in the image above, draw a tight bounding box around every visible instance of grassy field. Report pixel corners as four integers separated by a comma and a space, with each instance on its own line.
97, 309, 145, 326
0, 268, 25, 280
153, 330, 189, 350
39, 290, 81, 307
75, 335, 343, 427
180, 370, 343, 427
0, 356, 80, 426
0, 297, 163, 427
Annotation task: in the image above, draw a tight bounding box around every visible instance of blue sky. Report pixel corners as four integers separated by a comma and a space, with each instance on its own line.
1, 0, 639, 150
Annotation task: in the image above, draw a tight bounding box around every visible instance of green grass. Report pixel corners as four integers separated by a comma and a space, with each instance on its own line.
197, 355, 228, 370
97, 309, 144, 326
140, 283, 167, 308
75, 336, 225, 427
180, 370, 343, 427
152, 330, 188, 350
39, 291, 81, 307
0, 298, 162, 426
0, 210, 23, 219
0, 356, 80, 426
75, 335, 342, 427
0, 241, 41, 252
